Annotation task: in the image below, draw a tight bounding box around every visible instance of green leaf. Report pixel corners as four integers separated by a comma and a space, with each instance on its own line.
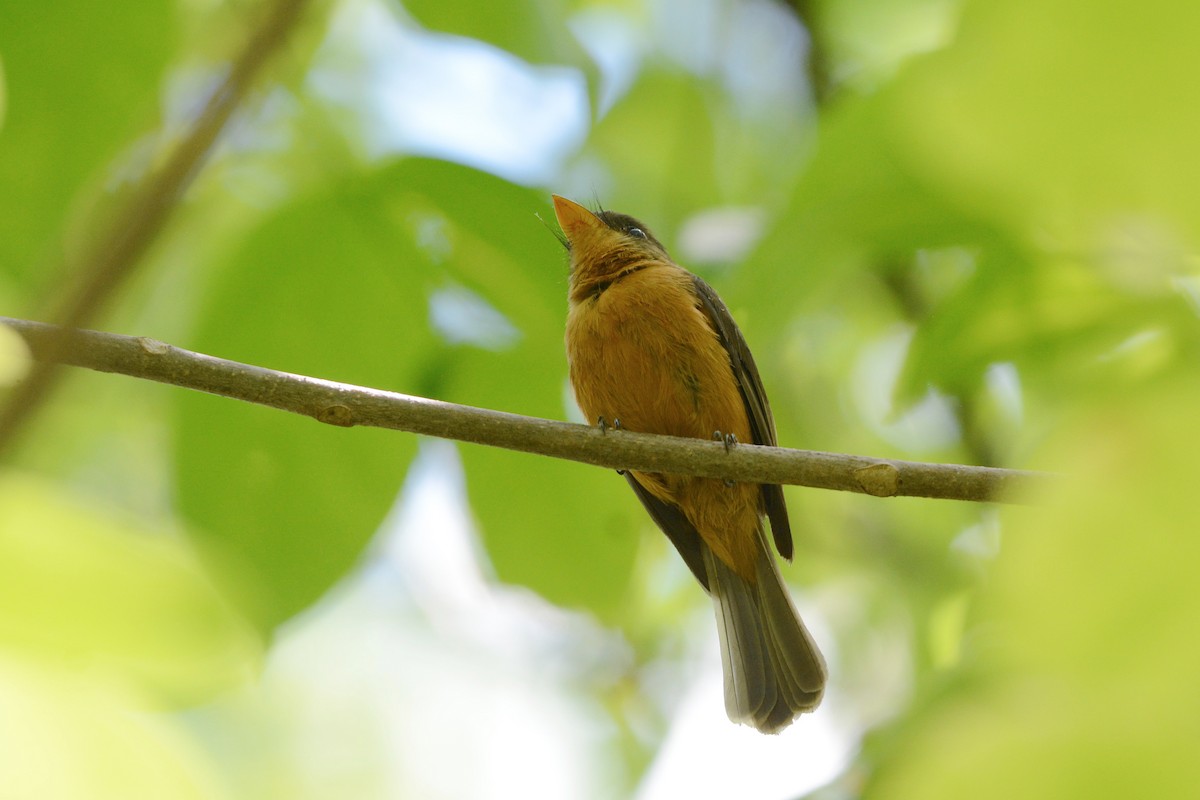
331, 159, 641, 617
738, 0, 1200, 410
174, 174, 432, 630
173, 159, 569, 630
443, 341, 641, 621
369, 159, 566, 346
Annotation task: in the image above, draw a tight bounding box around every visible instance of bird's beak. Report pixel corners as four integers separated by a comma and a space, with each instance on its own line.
552, 195, 603, 245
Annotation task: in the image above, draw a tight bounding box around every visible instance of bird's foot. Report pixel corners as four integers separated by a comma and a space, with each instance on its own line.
597, 416, 623, 434
713, 430, 738, 487
712, 430, 738, 451
599, 417, 626, 475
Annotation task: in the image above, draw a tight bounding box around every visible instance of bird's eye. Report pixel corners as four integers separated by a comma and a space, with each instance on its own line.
628, 227, 647, 239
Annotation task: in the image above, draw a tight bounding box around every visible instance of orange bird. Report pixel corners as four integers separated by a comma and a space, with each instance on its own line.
552, 195, 826, 733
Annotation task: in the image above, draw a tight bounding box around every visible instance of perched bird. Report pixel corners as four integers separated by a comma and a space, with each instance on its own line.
552, 195, 826, 733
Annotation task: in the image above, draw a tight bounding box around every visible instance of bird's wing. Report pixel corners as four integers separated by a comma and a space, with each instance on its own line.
691, 275, 793, 560
623, 471, 710, 591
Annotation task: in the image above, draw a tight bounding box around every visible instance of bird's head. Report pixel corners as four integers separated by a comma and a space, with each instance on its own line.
551, 195, 670, 293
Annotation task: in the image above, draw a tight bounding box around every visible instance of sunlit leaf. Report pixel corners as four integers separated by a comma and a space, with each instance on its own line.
0, 474, 258, 701
0, 656, 224, 800
895, 0, 1200, 253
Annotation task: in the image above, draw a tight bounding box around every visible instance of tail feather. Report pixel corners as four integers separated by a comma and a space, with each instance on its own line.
706, 543, 769, 720
703, 528, 826, 733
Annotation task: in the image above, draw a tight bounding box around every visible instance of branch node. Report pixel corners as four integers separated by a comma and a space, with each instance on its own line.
317, 404, 354, 427
137, 337, 171, 356
855, 462, 899, 497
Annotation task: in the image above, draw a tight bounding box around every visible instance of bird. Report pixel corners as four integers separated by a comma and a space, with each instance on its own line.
551, 194, 826, 733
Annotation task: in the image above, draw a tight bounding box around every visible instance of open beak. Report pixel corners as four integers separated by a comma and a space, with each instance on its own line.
552, 195, 603, 245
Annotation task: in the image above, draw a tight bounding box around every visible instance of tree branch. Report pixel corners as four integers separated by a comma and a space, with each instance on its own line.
2, 317, 1053, 504
786, 0, 839, 105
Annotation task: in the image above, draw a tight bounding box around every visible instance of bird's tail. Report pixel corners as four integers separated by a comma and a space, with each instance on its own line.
703, 527, 826, 733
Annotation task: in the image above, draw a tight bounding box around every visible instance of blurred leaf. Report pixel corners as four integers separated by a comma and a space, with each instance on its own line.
0, 656, 224, 799
397, 0, 592, 68
444, 342, 642, 621
174, 159, 567, 630
867, 377, 1200, 798
736, 0, 1200, 413
894, 0, 1200, 253
465, 443, 642, 621
0, 0, 174, 287
897, 255, 1198, 403
875, 0, 1200, 403
0, 474, 258, 702
987, 385, 1200, 695
364, 159, 639, 616
585, 69, 728, 227
175, 172, 432, 630
809, 0, 958, 90
388, 159, 642, 616
733, 92, 1018, 337
371, 158, 566, 346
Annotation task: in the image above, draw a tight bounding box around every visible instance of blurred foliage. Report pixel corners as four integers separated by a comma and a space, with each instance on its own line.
0, 475, 257, 797
2, 0, 1198, 797
0, 0, 175, 289
867, 378, 1200, 799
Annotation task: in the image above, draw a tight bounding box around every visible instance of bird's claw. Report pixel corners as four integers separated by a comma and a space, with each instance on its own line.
713, 430, 738, 486
712, 430, 738, 451
599, 418, 624, 472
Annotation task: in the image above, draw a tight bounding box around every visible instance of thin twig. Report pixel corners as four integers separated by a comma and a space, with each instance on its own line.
0, 0, 312, 457
2, 317, 1053, 504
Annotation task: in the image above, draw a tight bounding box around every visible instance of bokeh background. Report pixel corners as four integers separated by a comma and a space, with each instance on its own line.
2, 0, 1199, 797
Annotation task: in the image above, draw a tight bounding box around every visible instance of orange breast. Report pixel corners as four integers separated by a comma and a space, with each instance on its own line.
565, 264, 762, 578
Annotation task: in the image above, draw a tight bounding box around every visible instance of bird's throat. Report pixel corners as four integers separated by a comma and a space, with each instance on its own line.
569, 254, 659, 304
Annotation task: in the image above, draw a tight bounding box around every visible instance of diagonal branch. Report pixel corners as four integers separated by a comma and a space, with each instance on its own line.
0, 0, 313, 457
2, 317, 1053, 504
